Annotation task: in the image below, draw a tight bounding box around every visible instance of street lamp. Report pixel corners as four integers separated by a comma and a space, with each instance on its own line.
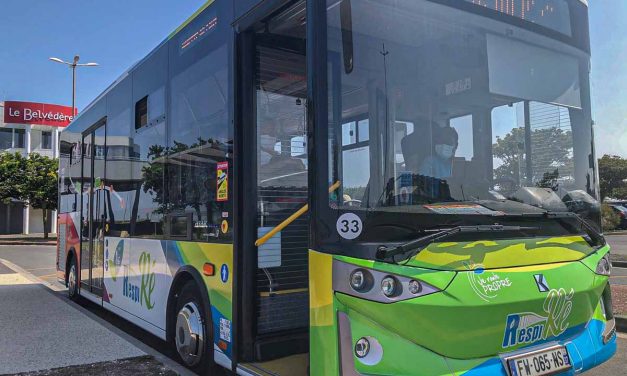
49, 55, 99, 114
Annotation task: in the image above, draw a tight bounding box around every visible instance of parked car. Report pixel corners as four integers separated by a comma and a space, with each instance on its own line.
609, 204, 627, 229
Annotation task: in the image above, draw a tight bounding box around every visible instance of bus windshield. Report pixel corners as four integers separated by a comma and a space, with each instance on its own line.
322, 0, 598, 240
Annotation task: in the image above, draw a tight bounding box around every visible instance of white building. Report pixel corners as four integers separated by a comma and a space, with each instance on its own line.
0, 101, 74, 235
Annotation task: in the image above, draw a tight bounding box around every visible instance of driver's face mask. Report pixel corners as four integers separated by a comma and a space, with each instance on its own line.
435, 144, 455, 159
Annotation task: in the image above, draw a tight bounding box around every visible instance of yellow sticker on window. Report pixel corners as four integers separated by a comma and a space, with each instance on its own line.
217, 162, 228, 202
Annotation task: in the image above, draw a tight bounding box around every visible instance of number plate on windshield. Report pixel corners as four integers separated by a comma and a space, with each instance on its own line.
506, 346, 571, 376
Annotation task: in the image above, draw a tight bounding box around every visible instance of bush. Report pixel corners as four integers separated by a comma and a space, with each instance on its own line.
601, 204, 621, 232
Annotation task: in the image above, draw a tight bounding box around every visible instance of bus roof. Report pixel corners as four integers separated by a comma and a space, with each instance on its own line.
68, 0, 216, 127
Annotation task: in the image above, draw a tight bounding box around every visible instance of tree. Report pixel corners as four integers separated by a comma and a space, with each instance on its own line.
598, 155, 627, 200
23, 154, 58, 239
601, 203, 621, 231
0, 152, 59, 238
493, 127, 573, 190
140, 137, 227, 223
536, 169, 560, 191
0, 152, 27, 204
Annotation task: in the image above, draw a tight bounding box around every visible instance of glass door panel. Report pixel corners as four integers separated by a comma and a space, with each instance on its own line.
90, 126, 107, 294
80, 133, 93, 287
255, 39, 309, 334
79, 123, 107, 296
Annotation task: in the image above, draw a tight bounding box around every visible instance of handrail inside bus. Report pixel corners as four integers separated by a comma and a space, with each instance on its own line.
255, 181, 341, 247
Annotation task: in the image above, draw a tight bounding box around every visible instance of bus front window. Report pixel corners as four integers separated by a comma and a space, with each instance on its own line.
321, 0, 598, 249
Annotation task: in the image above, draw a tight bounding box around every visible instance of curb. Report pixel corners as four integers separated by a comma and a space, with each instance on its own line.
0, 241, 56, 246
616, 316, 627, 333
0, 258, 65, 292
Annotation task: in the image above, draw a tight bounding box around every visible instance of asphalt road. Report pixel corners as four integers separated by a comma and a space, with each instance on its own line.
613, 266, 627, 286
0, 245, 58, 284
607, 233, 627, 262
0, 244, 624, 376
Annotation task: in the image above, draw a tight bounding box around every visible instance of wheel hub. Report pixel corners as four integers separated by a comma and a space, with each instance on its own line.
175, 302, 204, 367
68, 264, 76, 293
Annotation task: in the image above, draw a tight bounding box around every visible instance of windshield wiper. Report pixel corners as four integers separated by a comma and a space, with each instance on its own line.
543, 212, 606, 247
375, 224, 539, 263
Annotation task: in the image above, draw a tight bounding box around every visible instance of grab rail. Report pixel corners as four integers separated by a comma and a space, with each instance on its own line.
255, 181, 341, 247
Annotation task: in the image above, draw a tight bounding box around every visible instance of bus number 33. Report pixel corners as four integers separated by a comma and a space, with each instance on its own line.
336, 213, 363, 240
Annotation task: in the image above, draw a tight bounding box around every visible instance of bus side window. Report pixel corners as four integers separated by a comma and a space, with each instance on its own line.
167, 40, 232, 242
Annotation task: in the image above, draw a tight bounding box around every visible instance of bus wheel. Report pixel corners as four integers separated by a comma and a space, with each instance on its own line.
174, 281, 213, 371
67, 257, 79, 300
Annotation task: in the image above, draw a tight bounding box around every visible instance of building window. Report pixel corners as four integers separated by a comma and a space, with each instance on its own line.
0, 129, 12, 149
135, 96, 148, 130
0, 129, 26, 149
13, 129, 25, 149
42, 131, 52, 150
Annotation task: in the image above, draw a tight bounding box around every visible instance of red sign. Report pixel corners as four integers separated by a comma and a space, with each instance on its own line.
3, 101, 76, 127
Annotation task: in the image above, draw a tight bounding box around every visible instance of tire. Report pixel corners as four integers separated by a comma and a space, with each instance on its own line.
67, 256, 79, 300
173, 281, 215, 373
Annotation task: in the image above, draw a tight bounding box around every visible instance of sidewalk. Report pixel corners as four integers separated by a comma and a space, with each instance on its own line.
0, 233, 56, 246
0, 259, 152, 374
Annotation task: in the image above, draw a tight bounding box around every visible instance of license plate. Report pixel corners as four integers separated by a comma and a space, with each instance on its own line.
506, 346, 572, 376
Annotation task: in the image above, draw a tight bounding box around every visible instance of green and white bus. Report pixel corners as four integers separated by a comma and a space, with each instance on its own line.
58, 0, 616, 375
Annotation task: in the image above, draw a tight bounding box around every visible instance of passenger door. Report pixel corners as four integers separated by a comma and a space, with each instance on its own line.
254, 36, 310, 335
80, 122, 107, 297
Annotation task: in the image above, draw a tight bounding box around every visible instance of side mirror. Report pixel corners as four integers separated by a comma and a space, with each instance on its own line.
562, 190, 601, 231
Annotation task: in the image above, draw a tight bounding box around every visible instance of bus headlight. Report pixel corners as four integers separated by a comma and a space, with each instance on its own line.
333, 260, 441, 303
408, 280, 422, 295
350, 269, 373, 292
354, 337, 370, 358
596, 253, 612, 276
381, 276, 399, 297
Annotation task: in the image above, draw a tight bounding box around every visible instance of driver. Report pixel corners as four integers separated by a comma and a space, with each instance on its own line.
419, 124, 458, 179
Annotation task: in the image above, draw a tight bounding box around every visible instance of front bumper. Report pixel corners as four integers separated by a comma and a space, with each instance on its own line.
339, 307, 617, 376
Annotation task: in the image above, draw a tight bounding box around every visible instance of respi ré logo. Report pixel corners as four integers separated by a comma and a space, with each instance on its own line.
122, 251, 157, 310
106, 239, 125, 282
502, 288, 574, 348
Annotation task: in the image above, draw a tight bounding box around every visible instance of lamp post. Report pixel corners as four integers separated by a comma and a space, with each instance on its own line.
49, 55, 99, 114
46, 55, 98, 237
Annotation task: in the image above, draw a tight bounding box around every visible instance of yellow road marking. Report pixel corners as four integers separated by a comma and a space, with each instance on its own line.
37, 273, 58, 279
26, 267, 56, 271
0, 273, 34, 286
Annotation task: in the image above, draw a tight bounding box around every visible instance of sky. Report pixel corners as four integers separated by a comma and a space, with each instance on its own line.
0, 1, 625, 157
589, 2, 627, 158
0, 0, 206, 109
